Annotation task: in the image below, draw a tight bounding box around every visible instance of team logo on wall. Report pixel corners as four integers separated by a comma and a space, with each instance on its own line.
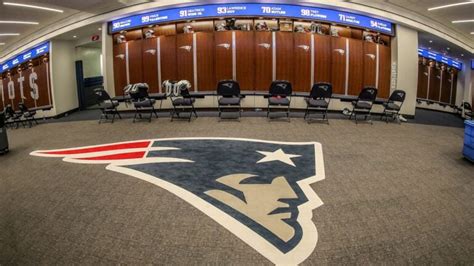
31, 138, 325, 264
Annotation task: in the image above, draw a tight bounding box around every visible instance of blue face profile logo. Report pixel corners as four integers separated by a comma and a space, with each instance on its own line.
31, 137, 326, 264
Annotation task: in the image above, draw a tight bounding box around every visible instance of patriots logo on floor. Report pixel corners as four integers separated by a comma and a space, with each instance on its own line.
30, 138, 325, 264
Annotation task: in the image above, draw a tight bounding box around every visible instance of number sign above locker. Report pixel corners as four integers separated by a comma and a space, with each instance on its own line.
1, 42, 50, 73
110, 3, 393, 34
417, 48, 462, 70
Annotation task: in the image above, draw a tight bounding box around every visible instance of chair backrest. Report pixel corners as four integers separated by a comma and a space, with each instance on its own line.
18, 102, 28, 113
5, 105, 14, 116
389, 90, 406, 103
358, 87, 378, 102
269, 80, 292, 97
129, 83, 150, 100
310, 83, 333, 99
217, 80, 240, 97
463, 102, 472, 111
94, 87, 112, 102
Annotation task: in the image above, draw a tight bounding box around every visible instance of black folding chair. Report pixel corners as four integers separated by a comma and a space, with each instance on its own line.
304, 82, 332, 123
267, 80, 292, 121
18, 103, 38, 128
129, 83, 158, 123
217, 80, 242, 120
463, 102, 473, 120
94, 87, 122, 124
4, 105, 23, 129
349, 87, 378, 124
381, 90, 406, 124
169, 80, 197, 122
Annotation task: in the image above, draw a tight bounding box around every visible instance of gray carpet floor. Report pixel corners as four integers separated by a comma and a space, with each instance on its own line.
0, 116, 473, 264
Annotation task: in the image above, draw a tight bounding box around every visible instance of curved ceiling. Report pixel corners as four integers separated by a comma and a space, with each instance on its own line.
0, 0, 473, 61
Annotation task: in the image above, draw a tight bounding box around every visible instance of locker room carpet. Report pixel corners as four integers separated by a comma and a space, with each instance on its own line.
1, 117, 473, 264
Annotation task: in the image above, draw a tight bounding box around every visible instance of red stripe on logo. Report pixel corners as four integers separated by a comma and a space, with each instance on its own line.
41, 141, 151, 155
77, 151, 146, 161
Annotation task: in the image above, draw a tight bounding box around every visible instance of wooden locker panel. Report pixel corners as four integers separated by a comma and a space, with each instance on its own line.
0, 75, 6, 110
417, 62, 429, 99
176, 34, 194, 87
348, 39, 364, 96
3, 75, 13, 108
235, 31, 255, 91
37, 57, 52, 108
21, 66, 36, 108
276, 32, 294, 86
196, 32, 215, 91
330, 37, 347, 95
128, 40, 143, 84
377, 44, 391, 99
363, 42, 377, 87
141, 38, 159, 93
214, 31, 233, 83
160, 35, 177, 82
428, 67, 441, 101
440, 68, 451, 103
113, 43, 127, 96
313, 34, 331, 84
10, 69, 21, 110
450, 71, 458, 105
293, 33, 311, 92
254, 32, 273, 91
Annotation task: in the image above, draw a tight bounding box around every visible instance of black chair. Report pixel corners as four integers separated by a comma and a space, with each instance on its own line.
304, 83, 332, 123
267, 80, 292, 120
168, 80, 197, 122
217, 80, 242, 120
350, 87, 378, 124
18, 103, 38, 128
129, 83, 158, 123
94, 87, 122, 124
381, 90, 406, 124
4, 105, 23, 129
463, 102, 473, 120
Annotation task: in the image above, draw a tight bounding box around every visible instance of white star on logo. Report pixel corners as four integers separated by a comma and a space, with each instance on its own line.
256, 149, 301, 167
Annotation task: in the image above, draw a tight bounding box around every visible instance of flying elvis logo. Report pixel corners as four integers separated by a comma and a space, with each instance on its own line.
31, 137, 325, 265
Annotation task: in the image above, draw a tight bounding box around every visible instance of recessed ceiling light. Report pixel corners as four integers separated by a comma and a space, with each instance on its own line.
447, 47, 450, 50
0, 33, 20, 36
3, 2, 64, 13
428, 1, 474, 11
461, 54, 464, 56
428, 47, 431, 50
471, 32, 474, 34
73, 35, 77, 38
429, 40, 433, 43
98, 28, 102, 31
0, 20, 39, 25
0, 43, 5, 45
452, 19, 474, 23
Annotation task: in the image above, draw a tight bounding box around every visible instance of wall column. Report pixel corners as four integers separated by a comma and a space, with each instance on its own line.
391, 24, 418, 117
102, 22, 115, 97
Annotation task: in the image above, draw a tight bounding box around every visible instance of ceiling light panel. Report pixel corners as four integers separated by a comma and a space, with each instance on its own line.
428, 1, 474, 11
3, 2, 64, 13
0, 21, 39, 25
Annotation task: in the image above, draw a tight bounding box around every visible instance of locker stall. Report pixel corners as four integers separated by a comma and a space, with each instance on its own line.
330, 37, 347, 95
348, 39, 364, 96
235, 31, 255, 91
275, 32, 294, 87
196, 32, 215, 91
449, 70, 457, 105
428, 65, 441, 102
377, 44, 391, 99
363, 42, 377, 88
417, 59, 429, 99
214, 31, 233, 82
141, 37, 159, 93
159, 35, 178, 83
176, 34, 194, 87
313, 34, 331, 84
440, 67, 451, 103
112, 43, 127, 96
292, 33, 312, 92
254, 32, 273, 91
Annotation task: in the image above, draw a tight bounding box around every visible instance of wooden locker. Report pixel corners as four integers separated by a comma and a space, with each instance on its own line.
276, 32, 294, 86
440, 68, 451, 103
377, 44, 391, 99
21, 65, 36, 108
128, 40, 143, 84
363, 42, 377, 88
36, 57, 52, 108
214, 31, 233, 83
2, 75, 12, 108
417, 60, 429, 99
450, 70, 458, 105
235, 31, 255, 91
254, 32, 273, 91
113, 43, 127, 96
10, 69, 21, 110
0, 74, 5, 110
292, 33, 311, 92
313, 34, 331, 84
348, 39, 364, 96
160, 35, 177, 82
196, 32, 215, 91
428, 66, 441, 101
142, 38, 159, 93
176, 34, 194, 87
330, 37, 347, 95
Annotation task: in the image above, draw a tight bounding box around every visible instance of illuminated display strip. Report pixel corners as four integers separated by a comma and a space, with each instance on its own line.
109, 3, 393, 34
0, 42, 50, 73
418, 48, 462, 70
